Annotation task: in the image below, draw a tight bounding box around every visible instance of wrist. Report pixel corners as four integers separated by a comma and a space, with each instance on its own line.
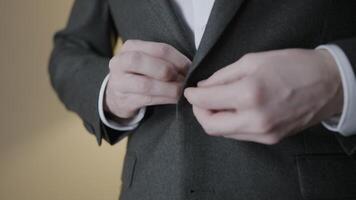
104, 88, 140, 121
104, 109, 140, 125
103, 89, 112, 113
315, 49, 344, 116
316, 49, 341, 82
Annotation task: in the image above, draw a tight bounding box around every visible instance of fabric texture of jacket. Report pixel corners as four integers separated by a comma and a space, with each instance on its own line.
49, 0, 356, 199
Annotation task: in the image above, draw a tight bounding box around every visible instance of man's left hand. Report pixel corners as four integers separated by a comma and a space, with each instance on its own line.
184, 49, 343, 144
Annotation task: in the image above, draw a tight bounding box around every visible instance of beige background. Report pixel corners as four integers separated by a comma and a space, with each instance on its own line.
0, 1, 127, 199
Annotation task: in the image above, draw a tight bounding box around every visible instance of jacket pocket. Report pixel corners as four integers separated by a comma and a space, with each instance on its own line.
296, 154, 356, 200
121, 153, 137, 189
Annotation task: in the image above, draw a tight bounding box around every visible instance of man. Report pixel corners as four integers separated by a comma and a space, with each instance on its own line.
49, 0, 356, 199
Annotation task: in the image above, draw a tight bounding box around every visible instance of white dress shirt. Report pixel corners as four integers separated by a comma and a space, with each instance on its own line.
98, 0, 356, 136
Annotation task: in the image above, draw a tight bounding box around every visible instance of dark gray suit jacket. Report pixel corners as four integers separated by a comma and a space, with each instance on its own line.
49, 0, 356, 199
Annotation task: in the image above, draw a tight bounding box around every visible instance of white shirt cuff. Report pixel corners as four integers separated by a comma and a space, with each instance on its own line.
317, 44, 356, 136
98, 75, 146, 131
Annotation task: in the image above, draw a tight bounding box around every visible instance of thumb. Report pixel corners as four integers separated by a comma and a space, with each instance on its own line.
198, 63, 246, 87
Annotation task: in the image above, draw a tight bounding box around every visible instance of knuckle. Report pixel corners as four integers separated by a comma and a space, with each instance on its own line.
178, 60, 190, 75
155, 43, 171, 57
240, 53, 262, 72
125, 51, 142, 66
181, 59, 191, 69
115, 52, 129, 69
159, 65, 174, 80
245, 80, 264, 107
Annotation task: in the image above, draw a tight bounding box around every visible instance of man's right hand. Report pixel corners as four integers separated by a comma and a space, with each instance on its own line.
104, 40, 191, 119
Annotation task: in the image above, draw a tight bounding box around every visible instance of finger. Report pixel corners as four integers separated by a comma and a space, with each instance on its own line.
118, 51, 180, 81
192, 106, 248, 136
185, 86, 236, 110
198, 62, 247, 87
185, 80, 253, 110
121, 40, 191, 75
223, 110, 311, 145
127, 93, 178, 107
112, 93, 178, 118
116, 74, 182, 98
223, 133, 280, 145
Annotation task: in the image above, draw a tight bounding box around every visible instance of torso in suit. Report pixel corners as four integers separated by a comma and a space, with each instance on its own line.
49, 0, 356, 199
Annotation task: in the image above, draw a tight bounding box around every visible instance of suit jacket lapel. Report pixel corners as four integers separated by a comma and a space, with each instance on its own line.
147, 0, 246, 77
188, 0, 246, 76
147, 0, 196, 58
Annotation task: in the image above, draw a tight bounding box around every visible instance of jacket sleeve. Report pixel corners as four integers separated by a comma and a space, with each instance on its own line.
48, 0, 127, 145
332, 37, 356, 155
